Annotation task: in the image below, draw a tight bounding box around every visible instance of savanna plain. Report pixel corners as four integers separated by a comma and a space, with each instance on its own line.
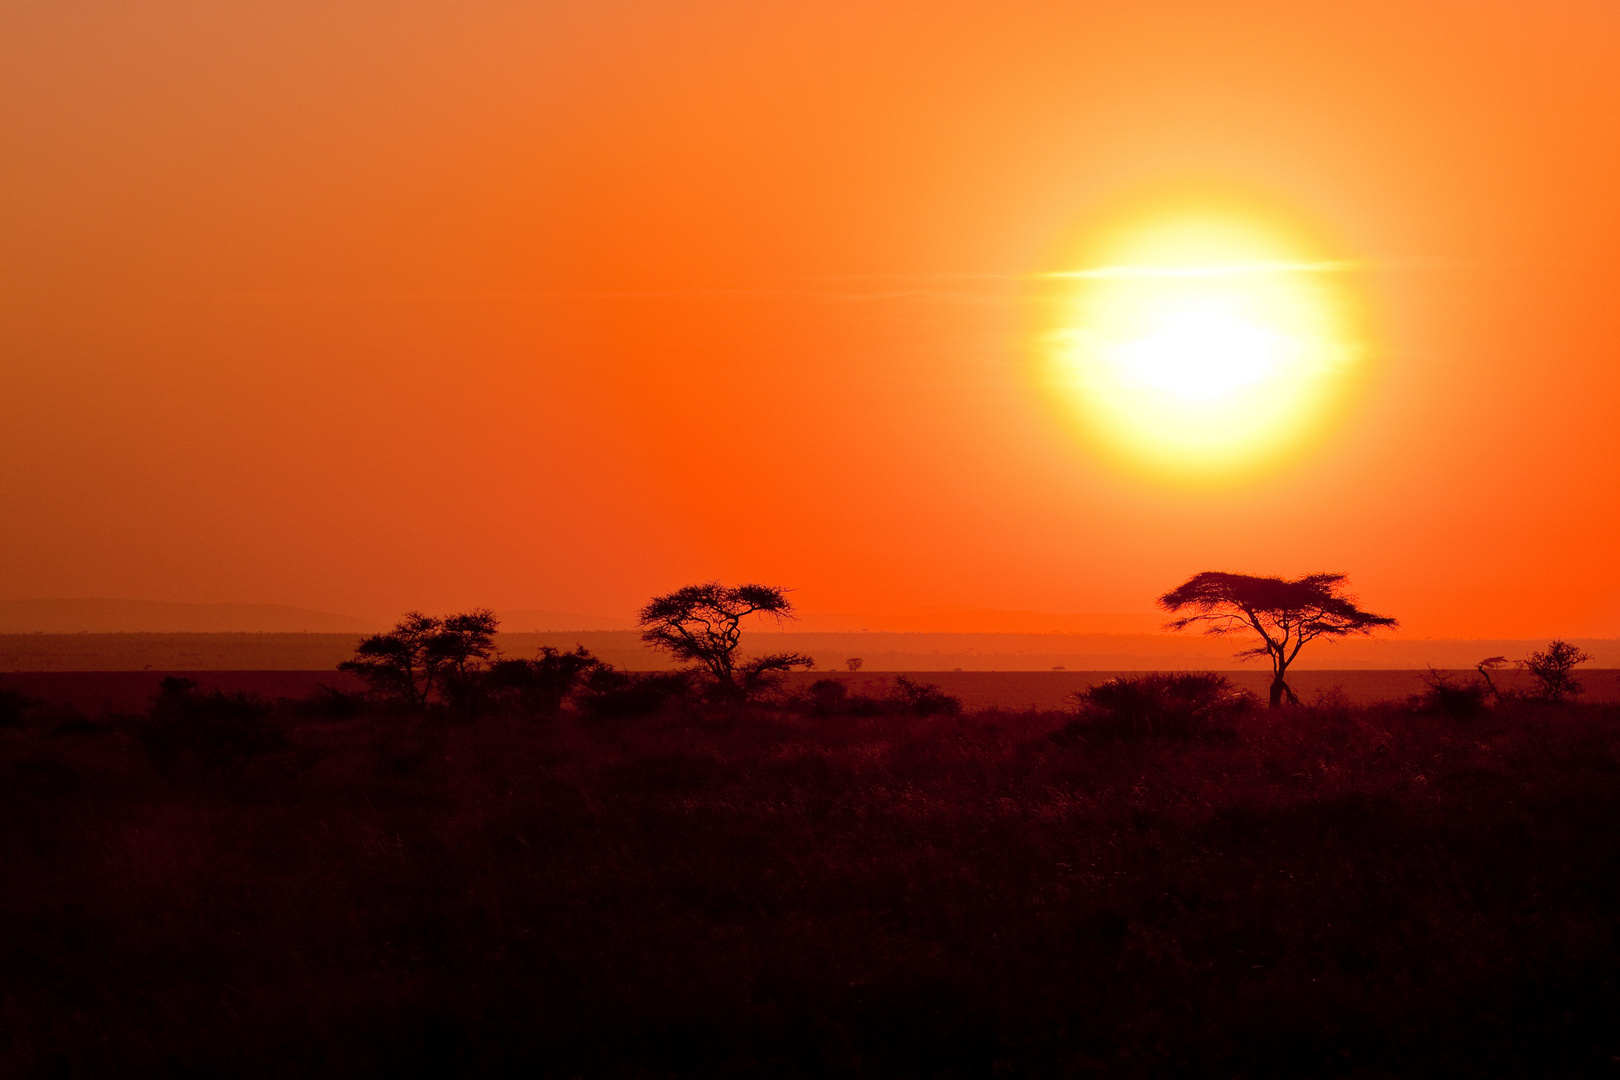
4, 651, 1619, 1077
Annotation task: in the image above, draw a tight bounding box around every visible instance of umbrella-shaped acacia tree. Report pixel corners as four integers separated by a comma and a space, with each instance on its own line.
638, 582, 814, 701
1157, 572, 1396, 707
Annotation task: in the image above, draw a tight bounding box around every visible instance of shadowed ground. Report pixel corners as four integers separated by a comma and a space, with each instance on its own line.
4, 681, 1620, 1077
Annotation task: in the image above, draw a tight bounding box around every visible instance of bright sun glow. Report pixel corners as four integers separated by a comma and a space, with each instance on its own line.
1112, 303, 1291, 401
1045, 210, 1366, 481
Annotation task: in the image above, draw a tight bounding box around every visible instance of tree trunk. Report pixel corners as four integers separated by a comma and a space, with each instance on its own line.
1268, 676, 1288, 708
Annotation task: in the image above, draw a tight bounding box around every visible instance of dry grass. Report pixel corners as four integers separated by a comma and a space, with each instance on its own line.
3, 679, 1619, 1077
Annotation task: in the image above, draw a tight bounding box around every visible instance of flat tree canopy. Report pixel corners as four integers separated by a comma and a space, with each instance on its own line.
338, 609, 499, 709
1158, 572, 1396, 707
638, 582, 813, 700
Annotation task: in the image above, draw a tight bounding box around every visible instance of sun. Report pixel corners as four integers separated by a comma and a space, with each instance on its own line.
1044, 205, 1366, 481
1110, 301, 1291, 402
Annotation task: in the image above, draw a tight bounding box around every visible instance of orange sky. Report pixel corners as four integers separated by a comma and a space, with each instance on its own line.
4, 1, 1618, 637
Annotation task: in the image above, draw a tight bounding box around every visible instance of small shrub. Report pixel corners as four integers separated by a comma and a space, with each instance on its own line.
890, 676, 962, 717
1310, 685, 1354, 711
295, 684, 369, 719
577, 668, 692, 720
1416, 668, 1492, 719
0, 682, 40, 728
122, 677, 287, 776
486, 647, 601, 718
800, 678, 940, 718
804, 678, 849, 717
1057, 672, 1254, 743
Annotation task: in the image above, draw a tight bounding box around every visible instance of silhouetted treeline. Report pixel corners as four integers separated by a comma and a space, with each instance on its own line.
328, 606, 960, 720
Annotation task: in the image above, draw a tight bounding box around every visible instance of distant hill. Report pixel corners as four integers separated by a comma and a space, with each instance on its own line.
0, 599, 377, 634
0, 600, 632, 636
497, 609, 635, 632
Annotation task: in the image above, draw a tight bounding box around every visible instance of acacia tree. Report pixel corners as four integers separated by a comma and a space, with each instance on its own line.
433, 609, 501, 706
637, 582, 813, 701
339, 609, 499, 708
1157, 572, 1396, 707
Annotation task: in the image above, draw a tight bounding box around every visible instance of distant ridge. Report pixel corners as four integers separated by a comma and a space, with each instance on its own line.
0, 599, 377, 634
497, 609, 635, 632
0, 600, 636, 635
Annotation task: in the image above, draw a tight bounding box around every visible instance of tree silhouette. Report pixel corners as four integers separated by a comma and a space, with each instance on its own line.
1521, 640, 1591, 703
638, 582, 813, 701
1158, 572, 1396, 707
1476, 656, 1509, 703
432, 609, 501, 707
339, 609, 499, 708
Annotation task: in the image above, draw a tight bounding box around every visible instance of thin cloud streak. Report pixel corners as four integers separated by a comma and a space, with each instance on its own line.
181, 256, 1566, 308
1040, 260, 1361, 280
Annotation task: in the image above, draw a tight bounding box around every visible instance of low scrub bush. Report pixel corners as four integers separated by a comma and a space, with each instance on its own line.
792, 676, 963, 718
803, 677, 849, 716
576, 668, 693, 720
889, 675, 963, 717
1416, 668, 1493, 719
293, 683, 370, 720
1057, 671, 1255, 743
0, 681, 39, 728
486, 646, 601, 717
120, 677, 287, 776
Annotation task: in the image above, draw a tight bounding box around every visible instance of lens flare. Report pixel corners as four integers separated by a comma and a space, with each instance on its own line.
1044, 208, 1366, 481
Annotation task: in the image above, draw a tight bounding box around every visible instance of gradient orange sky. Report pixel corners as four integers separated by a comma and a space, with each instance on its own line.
4, 1, 1618, 637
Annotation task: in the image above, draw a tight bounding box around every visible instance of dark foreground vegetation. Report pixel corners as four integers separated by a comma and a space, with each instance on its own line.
4, 668, 1620, 1078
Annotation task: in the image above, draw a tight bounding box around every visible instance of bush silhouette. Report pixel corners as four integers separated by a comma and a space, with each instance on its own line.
487, 646, 601, 717
1417, 668, 1492, 719
791, 677, 960, 718
804, 678, 849, 716
1057, 672, 1254, 742
890, 676, 962, 717
123, 677, 286, 776
296, 684, 369, 719
1521, 640, 1591, 703
577, 668, 693, 720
